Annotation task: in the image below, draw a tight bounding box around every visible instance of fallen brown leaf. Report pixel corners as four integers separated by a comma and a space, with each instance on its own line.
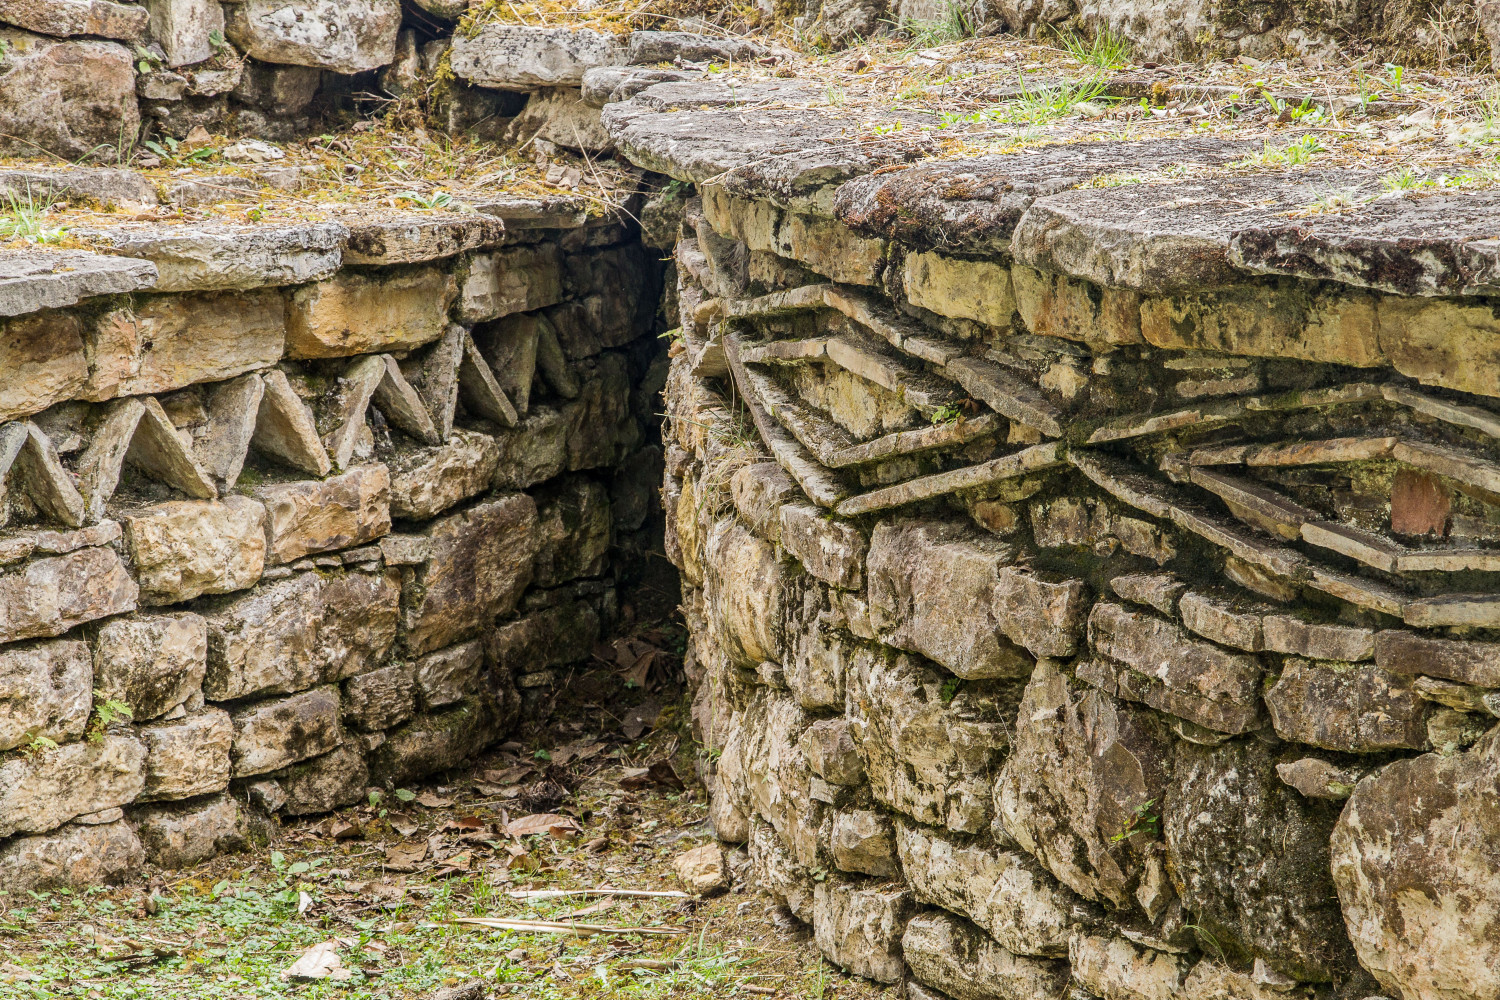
383, 841, 428, 872
415, 791, 453, 809
504, 813, 581, 838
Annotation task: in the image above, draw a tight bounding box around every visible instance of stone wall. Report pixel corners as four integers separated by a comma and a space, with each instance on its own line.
0, 203, 664, 891
609, 74, 1500, 1000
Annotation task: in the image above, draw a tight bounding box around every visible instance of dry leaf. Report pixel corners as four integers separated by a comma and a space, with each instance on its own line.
620, 700, 661, 740
620, 761, 684, 791
416, 791, 453, 809
384, 841, 428, 871
282, 940, 353, 981
330, 821, 361, 841
504, 813, 581, 838
390, 816, 419, 837
551, 741, 604, 767
482, 766, 532, 785
445, 815, 484, 832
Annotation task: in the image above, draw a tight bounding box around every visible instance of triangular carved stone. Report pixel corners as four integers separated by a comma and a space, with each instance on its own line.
252, 369, 331, 477
127, 397, 218, 500
372, 354, 442, 446
459, 331, 518, 427
196, 373, 265, 495
0, 422, 86, 528
76, 398, 145, 522
323, 354, 385, 472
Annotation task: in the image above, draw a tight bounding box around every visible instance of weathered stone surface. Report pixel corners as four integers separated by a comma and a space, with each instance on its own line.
87, 290, 286, 401
412, 639, 483, 709
137, 708, 232, 802
1265, 658, 1432, 753
1375, 630, 1500, 688
450, 24, 626, 88
996, 659, 1174, 911
0, 818, 142, 891
748, 813, 814, 921
813, 880, 913, 984
867, 520, 1037, 679
508, 86, 613, 152
903, 910, 1071, 1000
581, 64, 689, 107
203, 568, 400, 700
731, 690, 823, 866
403, 495, 540, 656
145, 0, 224, 66
122, 496, 267, 605
1331, 733, 1500, 1000
485, 600, 599, 675
343, 663, 415, 732
457, 245, 564, 324
1166, 738, 1354, 982
894, 818, 1088, 958
253, 368, 332, 477
785, 599, 854, 710
798, 718, 865, 786
343, 214, 508, 266
1261, 613, 1374, 662
780, 505, 866, 590
0, 30, 140, 160
224, 0, 401, 74
903, 251, 1016, 327
0, 639, 90, 752
387, 430, 499, 520
277, 744, 368, 815
0, 312, 87, 421
847, 645, 1017, 834
130, 792, 245, 867
703, 518, 789, 669
83, 223, 345, 292
229, 686, 342, 778
1013, 264, 1143, 349
0, 733, 144, 837
254, 463, 390, 564
94, 613, 206, 721
367, 697, 502, 786
703, 187, 885, 285
0, 0, 148, 41
626, 30, 765, 64
286, 266, 456, 359
0, 545, 138, 644
673, 842, 730, 895
1084, 603, 1265, 734
531, 476, 611, 588
1177, 590, 1268, 652
730, 462, 797, 543
0, 249, 156, 318
1069, 933, 1192, 1000
831, 808, 897, 877
1276, 757, 1366, 800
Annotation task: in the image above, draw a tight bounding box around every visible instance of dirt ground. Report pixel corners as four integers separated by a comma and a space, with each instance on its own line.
0, 605, 886, 1000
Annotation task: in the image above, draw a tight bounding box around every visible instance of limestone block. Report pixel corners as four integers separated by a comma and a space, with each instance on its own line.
736, 690, 824, 867
457, 245, 564, 324
277, 744, 368, 815
550, 243, 656, 358
0, 545, 138, 644
449, 24, 627, 88
903, 910, 1071, 1000
1331, 734, 1500, 1000
137, 707, 232, 801
1276, 757, 1366, 800
129, 792, 245, 867
730, 462, 797, 543
85, 290, 286, 401
1265, 658, 1432, 753
784, 600, 854, 711
228, 686, 342, 778
0, 0, 149, 41
894, 818, 1088, 958
672, 842, 729, 895
1069, 933, 1192, 1000
812, 880, 913, 984
994, 660, 1174, 911
1165, 739, 1355, 982
224, 0, 401, 74
286, 266, 456, 359
1379, 295, 1500, 399
253, 368, 332, 477
1084, 603, 1266, 734
749, 814, 814, 921
344, 214, 508, 266
402, 494, 540, 656
485, 601, 599, 676
903, 251, 1016, 327
1261, 613, 1374, 662
0, 818, 143, 892
531, 477, 611, 588
703, 518, 789, 669
413, 639, 483, 709
508, 87, 613, 153
492, 405, 571, 491
367, 696, 503, 786
145, 0, 224, 66
1013, 265, 1142, 348
779, 505, 866, 590
343, 662, 415, 732
0, 311, 88, 422
0, 733, 145, 837
1140, 282, 1381, 368
798, 718, 865, 786
831, 808, 897, 877
94, 613, 207, 721
122, 496, 267, 605
1375, 630, 1500, 688
387, 430, 500, 520
867, 519, 1036, 679
846, 646, 1017, 835
703, 187, 885, 286
0, 30, 139, 160
254, 463, 391, 564
85, 221, 344, 292
0, 639, 91, 752
204, 568, 400, 700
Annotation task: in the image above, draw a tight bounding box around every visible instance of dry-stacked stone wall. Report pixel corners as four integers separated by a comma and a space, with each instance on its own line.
605, 75, 1500, 1000
0, 203, 664, 892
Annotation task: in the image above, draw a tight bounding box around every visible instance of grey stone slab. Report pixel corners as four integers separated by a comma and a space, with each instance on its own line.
0, 250, 156, 317
79, 222, 346, 291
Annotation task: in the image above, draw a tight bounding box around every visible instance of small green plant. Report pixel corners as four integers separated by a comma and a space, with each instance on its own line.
0, 189, 68, 245
939, 676, 964, 703
1054, 27, 1132, 69
941, 74, 1110, 129
533, 748, 552, 761
396, 189, 455, 209
1235, 134, 1324, 167
23, 734, 57, 757
1110, 798, 1159, 843
1381, 166, 1428, 192
824, 82, 846, 106
930, 403, 963, 425
88, 690, 132, 741
208, 28, 226, 49
1385, 62, 1406, 92
393, 787, 417, 802
896, 0, 976, 48
141, 135, 216, 165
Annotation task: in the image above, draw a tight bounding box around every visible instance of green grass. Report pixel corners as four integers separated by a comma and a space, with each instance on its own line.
939, 75, 1110, 129
1053, 27, 1132, 69
1233, 134, 1325, 167
895, 0, 975, 50
0, 189, 68, 245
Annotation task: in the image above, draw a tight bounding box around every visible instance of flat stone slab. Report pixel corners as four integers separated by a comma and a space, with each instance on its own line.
604, 80, 924, 208
0, 250, 156, 317
833, 138, 1257, 255
450, 24, 626, 88
343, 213, 510, 265
0, 165, 158, 206
79, 222, 348, 291
1228, 188, 1500, 297
1013, 168, 1381, 292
